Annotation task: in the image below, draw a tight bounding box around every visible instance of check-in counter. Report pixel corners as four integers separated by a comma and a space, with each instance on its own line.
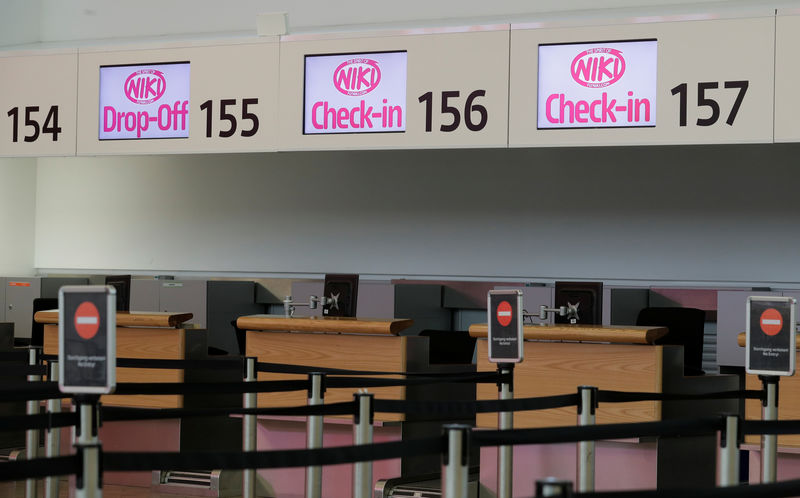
238, 314, 480, 480
238, 315, 416, 423
35, 310, 195, 409
739, 333, 800, 447
470, 322, 739, 488
469, 323, 671, 428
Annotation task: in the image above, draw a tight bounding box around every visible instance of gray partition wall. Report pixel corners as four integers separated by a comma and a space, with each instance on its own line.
1, 277, 39, 340
131, 279, 207, 328
717, 290, 781, 367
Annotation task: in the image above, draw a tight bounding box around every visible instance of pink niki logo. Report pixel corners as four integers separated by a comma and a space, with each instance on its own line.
124, 69, 167, 105
571, 48, 625, 88
333, 58, 381, 96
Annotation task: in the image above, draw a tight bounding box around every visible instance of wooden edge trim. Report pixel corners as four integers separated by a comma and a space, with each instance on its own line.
236, 315, 413, 335
468, 323, 666, 345
34, 310, 193, 328
737, 332, 800, 347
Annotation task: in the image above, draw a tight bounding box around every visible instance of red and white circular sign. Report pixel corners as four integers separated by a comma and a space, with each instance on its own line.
760, 308, 783, 336
497, 301, 513, 327
74, 301, 100, 340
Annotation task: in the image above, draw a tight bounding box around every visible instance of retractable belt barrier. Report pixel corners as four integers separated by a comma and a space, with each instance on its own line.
8, 418, 800, 483
0, 383, 766, 428
1, 352, 794, 498
41, 353, 499, 377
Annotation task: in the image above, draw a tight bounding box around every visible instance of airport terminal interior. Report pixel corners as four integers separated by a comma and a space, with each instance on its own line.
6, 1, 800, 497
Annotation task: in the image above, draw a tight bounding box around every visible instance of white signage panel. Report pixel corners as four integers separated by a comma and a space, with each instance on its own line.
774, 11, 800, 143
510, 16, 774, 147
99, 62, 191, 140
279, 27, 509, 150
0, 50, 78, 157
537, 40, 657, 129
304, 51, 408, 134
77, 39, 279, 155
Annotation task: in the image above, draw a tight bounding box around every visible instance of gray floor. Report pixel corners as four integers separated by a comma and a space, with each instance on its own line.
0, 480, 198, 498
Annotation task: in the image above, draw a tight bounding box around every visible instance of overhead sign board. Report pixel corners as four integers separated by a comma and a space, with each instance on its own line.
774, 11, 800, 142
487, 289, 524, 363
0, 50, 78, 157
59, 285, 116, 394
304, 51, 408, 134
537, 39, 657, 129
746, 296, 796, 376
76, 38, 280, 155
279, 26, 510, 150
99, 61, 191, 140
510, 15, 775, 146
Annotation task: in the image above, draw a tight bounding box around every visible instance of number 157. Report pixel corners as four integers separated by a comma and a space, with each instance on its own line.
670, 80, 748, 127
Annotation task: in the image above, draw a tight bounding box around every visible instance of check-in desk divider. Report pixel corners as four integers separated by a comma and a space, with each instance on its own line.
305, 372, 325, 498
26, 347, 41, 498
44, 360, 61, 498
242, 356, 257, 498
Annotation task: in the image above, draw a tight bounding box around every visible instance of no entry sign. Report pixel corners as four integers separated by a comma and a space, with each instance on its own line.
746, 296, 796, 376
58, 285, 117, 394
488, 289, 523, 363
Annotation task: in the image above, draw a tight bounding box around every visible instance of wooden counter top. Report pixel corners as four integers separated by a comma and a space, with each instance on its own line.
237, 315, 413, 335
737, 332, 800, 347
34, 310, 193, 328
469, 323, 667, 345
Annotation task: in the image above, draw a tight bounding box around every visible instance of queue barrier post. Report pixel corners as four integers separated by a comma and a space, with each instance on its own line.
442, 424, 470, 498
535, 477, 573, 497
74, 396, 102, 498
352, 391, 374, 498
26, 347, 42, 498
719, 414, 741, 487
576, 386, 598, 492
305, 372, 326, 498
760, 375, 779, 484
497, 364, 514, 498
44, 360, 62, 498
243, 357, 257, 498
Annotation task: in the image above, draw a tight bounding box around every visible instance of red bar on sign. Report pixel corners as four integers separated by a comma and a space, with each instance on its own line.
8, 282, 31, 287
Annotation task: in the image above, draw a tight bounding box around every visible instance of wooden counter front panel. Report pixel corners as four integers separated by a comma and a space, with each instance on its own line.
43, 324, 184, 408
745, 369, 800, 447
246, 331, 406, 422
476, 340, 662, 428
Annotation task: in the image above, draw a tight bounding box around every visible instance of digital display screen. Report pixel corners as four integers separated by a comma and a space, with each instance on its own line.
538, 39, 657, 129
99, 61, 190, 140
303, 51, 407, 134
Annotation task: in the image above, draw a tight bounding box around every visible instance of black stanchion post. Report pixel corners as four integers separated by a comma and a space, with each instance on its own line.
719, 414, 741, 486
45, 360, 62, 498
352, 390, 374, 498
305, 372, 326, 498
74, 395, 102, 498
760, 375, 779, 483
442, 424, 470, 498
497, 363, 514, 498
535, 477, 573, 497
26, 346, 42, 498
576, 386, 598, 492
243, 357, 257, 498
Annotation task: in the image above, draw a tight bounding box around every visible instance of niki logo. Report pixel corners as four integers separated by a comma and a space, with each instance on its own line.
333, 58, 381, 96
571, 48, 625, 88
124, 69, 167, 104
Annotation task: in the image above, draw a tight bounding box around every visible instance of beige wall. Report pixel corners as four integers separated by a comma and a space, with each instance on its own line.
0, 158, 36, 275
